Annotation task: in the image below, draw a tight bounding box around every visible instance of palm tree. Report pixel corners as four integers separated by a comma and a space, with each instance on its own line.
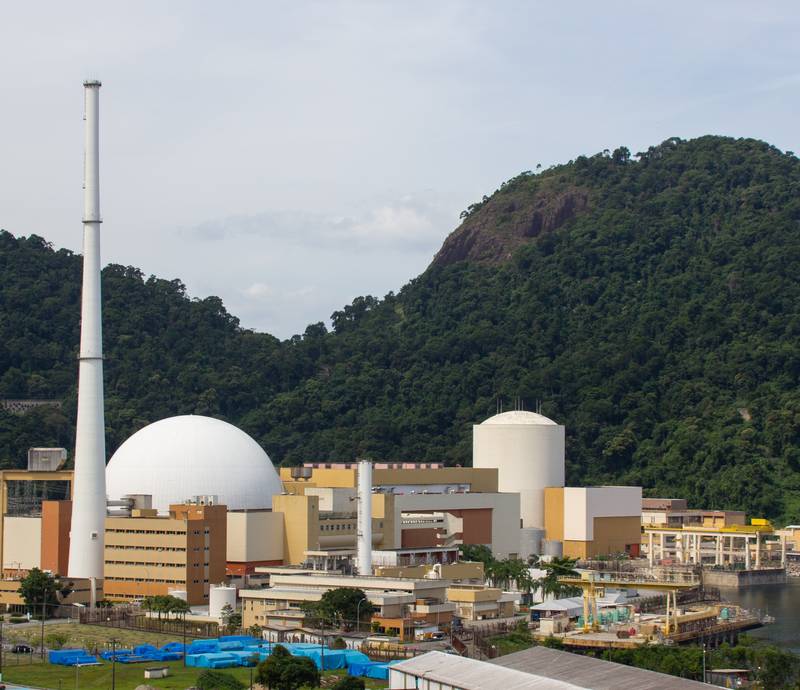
537, 557, 581, 599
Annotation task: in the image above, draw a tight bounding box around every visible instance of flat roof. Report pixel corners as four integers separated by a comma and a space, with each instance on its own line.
492, 646, 710, 689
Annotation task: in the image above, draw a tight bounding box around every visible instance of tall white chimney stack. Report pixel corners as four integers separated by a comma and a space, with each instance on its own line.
356, 459, 373, 576
68, 80, 107, 587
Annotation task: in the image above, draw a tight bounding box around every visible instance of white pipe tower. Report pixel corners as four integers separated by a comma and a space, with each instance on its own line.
68, 80, 107, 586
356, 459, 373, 576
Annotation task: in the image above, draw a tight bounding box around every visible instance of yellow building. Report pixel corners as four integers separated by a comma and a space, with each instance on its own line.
274, 464, 521, 563
544, 487, 642, 559
104, 503, 227, 605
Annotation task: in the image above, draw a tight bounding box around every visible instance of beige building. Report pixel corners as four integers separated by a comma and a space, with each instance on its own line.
446, 585, 517, 621
544, 486, 642, 559
241, 571, 455, 639
275, 464, 520, 564
226, 510, 285, 576
641, 498, 746, 529
0, 576, 102, 613
104, 503, 227, 605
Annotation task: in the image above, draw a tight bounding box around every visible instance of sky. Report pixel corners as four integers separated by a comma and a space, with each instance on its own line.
1, 2, 798, 338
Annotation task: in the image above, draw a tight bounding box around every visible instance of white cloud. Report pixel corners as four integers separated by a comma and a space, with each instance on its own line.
242, 282, 274, 299
181, 194, 452, 253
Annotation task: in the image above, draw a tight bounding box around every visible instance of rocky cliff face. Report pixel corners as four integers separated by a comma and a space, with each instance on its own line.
432, 183, 590, 267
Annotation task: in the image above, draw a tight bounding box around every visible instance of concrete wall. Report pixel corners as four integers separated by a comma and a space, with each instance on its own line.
4, 516, 42, 571
304, 487, 356, 512
563, 487, 641, 541
41, 500, 71, 575
226, 510, 284, 563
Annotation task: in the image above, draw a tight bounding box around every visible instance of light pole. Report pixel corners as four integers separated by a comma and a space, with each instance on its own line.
40, 598, 46, 659
110, 638, 118, 690
356, 598, 365, 635
0, 618, 4, 682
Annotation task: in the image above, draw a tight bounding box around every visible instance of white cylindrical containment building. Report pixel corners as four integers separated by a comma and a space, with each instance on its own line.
357, 459, 373, 576
473, 410, 565, 529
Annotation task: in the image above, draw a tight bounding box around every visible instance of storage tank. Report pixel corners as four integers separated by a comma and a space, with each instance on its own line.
519, 527, 545, 560
473, 410, 565, 529
543, 540, 563, 557
209, 585, 237, 620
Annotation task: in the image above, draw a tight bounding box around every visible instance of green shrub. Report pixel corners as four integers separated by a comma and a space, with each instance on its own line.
196, 669, 246, 690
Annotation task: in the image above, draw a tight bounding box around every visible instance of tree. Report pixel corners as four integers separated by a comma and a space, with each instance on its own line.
301, 587, 374, 630
458, 544, 494, 567
220, 603, 241, 633
196, 669, 246, 690
18, 568, 71, 617
44, 632, 68, 649
256, 644, 320, 690
537, 557, 581, 599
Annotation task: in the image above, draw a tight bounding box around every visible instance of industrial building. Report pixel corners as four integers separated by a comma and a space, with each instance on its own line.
240, 571, 456, 640
641, 498, 746, 529
543, 486, 642, 559
275, 462, 522, 562
104, 502, 227, 605
389, 648, 711, 690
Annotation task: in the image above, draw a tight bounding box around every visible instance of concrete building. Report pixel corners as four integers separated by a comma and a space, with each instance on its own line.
0, 466, 73, 577
103, 503, 227, 605
0, 576, 102, 613
473, 410, 565, 529
226, 510, 284, 577
544, 487, 642, 559
276, 464, 521, 563
642, 498, 745, 529
240, 571, 455, 640
446, 585, 518, 621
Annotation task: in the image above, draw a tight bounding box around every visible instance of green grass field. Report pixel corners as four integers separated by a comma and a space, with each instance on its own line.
2, 658, 257, 689
0, 624, 388, 689
4, 623, 186, 652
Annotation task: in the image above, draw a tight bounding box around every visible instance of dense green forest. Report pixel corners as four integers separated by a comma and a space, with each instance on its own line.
1, 136, 799, 521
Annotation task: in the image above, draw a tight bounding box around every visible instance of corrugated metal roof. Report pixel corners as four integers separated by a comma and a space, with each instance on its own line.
492, 646, 710, 690
390, 651, 588, 689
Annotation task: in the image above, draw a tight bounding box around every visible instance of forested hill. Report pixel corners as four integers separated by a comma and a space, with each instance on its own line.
1, 135, 799, 521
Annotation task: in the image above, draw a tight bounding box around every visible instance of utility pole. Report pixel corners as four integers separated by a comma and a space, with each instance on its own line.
182, 612, 187, 667
0, 618, 4, 682
111, 638, 117, 690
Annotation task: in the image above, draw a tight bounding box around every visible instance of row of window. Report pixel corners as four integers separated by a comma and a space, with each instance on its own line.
319, 520, 384, 532
106, 545, 187, 552
106, 528, 186, 535
105, 561, 190, 568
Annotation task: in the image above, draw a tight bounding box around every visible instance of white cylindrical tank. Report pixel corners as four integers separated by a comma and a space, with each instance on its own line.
473, 410, 565, 529
209, 585, 237, 620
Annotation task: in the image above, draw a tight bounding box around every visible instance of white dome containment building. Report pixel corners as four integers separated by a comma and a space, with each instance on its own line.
106, 415, 283, 512
473, 410, 565, 529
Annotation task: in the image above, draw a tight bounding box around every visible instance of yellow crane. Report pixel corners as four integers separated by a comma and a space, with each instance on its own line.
558, 571, 700, 634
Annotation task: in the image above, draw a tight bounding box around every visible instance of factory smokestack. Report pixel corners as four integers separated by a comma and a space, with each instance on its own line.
356, 459, 373, 576
68, 80, 107, 590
